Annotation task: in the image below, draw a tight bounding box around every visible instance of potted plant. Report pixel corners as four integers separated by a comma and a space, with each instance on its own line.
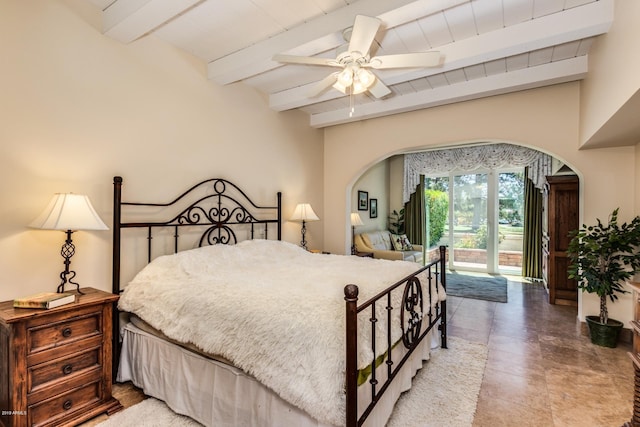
567, 208, 640, 347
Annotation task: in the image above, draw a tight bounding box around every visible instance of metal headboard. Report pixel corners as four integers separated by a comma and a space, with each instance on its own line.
110, 175, 282, 378
112, 175, 282, 292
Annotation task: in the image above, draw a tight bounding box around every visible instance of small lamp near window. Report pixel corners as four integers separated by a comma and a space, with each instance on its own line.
350, 212, 364, 255
290, 203, 319, 251
30, 193, 109, 294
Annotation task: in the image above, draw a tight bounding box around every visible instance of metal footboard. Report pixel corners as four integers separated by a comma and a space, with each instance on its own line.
344, 245, 447, 427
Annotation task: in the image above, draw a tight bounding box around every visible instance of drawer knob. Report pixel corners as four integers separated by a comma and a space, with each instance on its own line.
62, 364, 73, 375
61, 327, 72, 338
62, 400, 73, 411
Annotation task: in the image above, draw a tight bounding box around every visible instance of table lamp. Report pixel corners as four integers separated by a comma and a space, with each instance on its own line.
290, 203, 319, 251
30, 193, 108, 294
350, 212, 364, 255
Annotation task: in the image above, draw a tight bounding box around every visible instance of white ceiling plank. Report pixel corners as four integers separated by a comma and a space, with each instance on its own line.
156, 0, 284, 61
444, 68, 467, 84
309, 56, 588, 127
427, 73, 449, 88
250, 0, 325, 30
311, 0, 350, 14
376, 28, 408, 56
506, 53, 529, 71
483, 58, 506, 75
408, 77, 433, 91
103, 0, 201, 43
471, 0, 504, 34
417, 11, 453, 48
436, 0, 611, 67
207, 0, 470, 84
564, 0, 594, 9
533, 0, 564, 18
551, 40, 581, 61
376, 0, 471, 30
388, 22, 428, 53
575, 37, 594, 56
463, 63, 486, 80
245, 64, 331, 93
443, 2, 477, 41
528, 46, 554, 66
268, 0, 612, 111
503, 0, 534, 26
393, 82, 416, 95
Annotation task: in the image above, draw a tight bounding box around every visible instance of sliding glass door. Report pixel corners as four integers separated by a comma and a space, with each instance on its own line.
497, 170, 524, 274
452, 172, 489, 270
426, 168, 524, 275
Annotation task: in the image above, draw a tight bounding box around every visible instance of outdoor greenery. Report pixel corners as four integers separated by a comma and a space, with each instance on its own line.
459, 224, 505, 249
567, 208, 640, 324
424, 172, 523, 250
426, 189, 448, 247
498, 171, 525, 224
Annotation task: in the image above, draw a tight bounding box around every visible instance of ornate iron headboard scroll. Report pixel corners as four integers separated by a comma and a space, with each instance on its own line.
112, 176, 282, 277
111, 176, 282, 379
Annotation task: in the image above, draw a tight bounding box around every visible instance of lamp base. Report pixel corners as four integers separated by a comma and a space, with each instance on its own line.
299, 220, 309, 251
57, 230, 84, 295
351, 225, 357, 255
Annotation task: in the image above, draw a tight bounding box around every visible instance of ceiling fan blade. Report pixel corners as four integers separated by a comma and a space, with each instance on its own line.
272, 54, 340, 67
308, 73, 339, 97
367, 78, 391, 98
368, 52, 442, 69
348, 15, 381, 56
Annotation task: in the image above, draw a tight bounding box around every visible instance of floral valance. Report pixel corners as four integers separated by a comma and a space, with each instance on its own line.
403, 143, 552, 202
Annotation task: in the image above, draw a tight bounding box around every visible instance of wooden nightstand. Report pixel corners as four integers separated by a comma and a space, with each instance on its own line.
0, 287, 123, 427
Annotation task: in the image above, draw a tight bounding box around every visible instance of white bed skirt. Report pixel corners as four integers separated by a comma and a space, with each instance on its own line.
117, 322, 438, 427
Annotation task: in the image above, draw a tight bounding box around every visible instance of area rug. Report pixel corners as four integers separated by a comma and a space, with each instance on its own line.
97, 337, 487, 427
446, 272, 508, 303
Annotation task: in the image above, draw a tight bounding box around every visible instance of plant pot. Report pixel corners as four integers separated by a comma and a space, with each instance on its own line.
585, 315, 624, 348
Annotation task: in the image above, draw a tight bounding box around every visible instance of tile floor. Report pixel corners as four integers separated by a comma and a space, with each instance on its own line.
454, 279, 634, 427
87, 279, 635, 427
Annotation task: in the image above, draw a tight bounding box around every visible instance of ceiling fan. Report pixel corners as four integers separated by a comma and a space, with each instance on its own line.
272, 15, 442, 99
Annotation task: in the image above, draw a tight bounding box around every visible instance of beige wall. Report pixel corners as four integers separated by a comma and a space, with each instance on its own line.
324, 82, 637, 324
0, 0, 323, 301
580, 0, 640, 146
351, 161, 389, 234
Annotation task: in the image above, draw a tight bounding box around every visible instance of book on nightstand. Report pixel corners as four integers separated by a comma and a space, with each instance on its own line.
13, 292, 76, 309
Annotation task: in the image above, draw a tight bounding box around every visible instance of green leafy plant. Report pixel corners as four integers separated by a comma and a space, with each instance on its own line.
426, 189, 448, 247
567, 208, 640, 324
458, 224, 504, 249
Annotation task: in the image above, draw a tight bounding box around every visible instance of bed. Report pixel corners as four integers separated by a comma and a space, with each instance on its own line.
111, 176, 448, 427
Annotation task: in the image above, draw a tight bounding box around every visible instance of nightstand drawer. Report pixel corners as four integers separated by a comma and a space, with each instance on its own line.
29, 380, 102, 427
0, 288, 122, 426
27, 311, 101, 355
29, 346, 102, 393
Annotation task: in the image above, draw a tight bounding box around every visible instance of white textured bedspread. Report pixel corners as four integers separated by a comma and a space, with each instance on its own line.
118, 240, 445, 426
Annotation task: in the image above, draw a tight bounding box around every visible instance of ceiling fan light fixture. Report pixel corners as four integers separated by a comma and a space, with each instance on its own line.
333, 80, 348, 94
350, 68, 375, 94
274, 15, 441, 102
357, 68, 375, 87
337, 68, 353, 86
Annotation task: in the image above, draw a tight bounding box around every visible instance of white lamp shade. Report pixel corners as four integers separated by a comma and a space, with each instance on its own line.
350, 212, 364, 226
290, 203, 319, 222
30, 193, 108, 231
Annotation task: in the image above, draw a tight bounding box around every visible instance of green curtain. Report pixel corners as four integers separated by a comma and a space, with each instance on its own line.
522, 168, 543, 279
404, 175, 426, 248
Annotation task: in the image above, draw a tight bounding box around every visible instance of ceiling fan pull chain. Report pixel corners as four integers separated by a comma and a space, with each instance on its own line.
349, 87, 355, 117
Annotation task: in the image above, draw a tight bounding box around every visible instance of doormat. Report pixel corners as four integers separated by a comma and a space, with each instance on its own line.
446, 272, 508, 303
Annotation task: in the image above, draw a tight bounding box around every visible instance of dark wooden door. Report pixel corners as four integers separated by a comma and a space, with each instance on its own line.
546, 175, 579, 305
